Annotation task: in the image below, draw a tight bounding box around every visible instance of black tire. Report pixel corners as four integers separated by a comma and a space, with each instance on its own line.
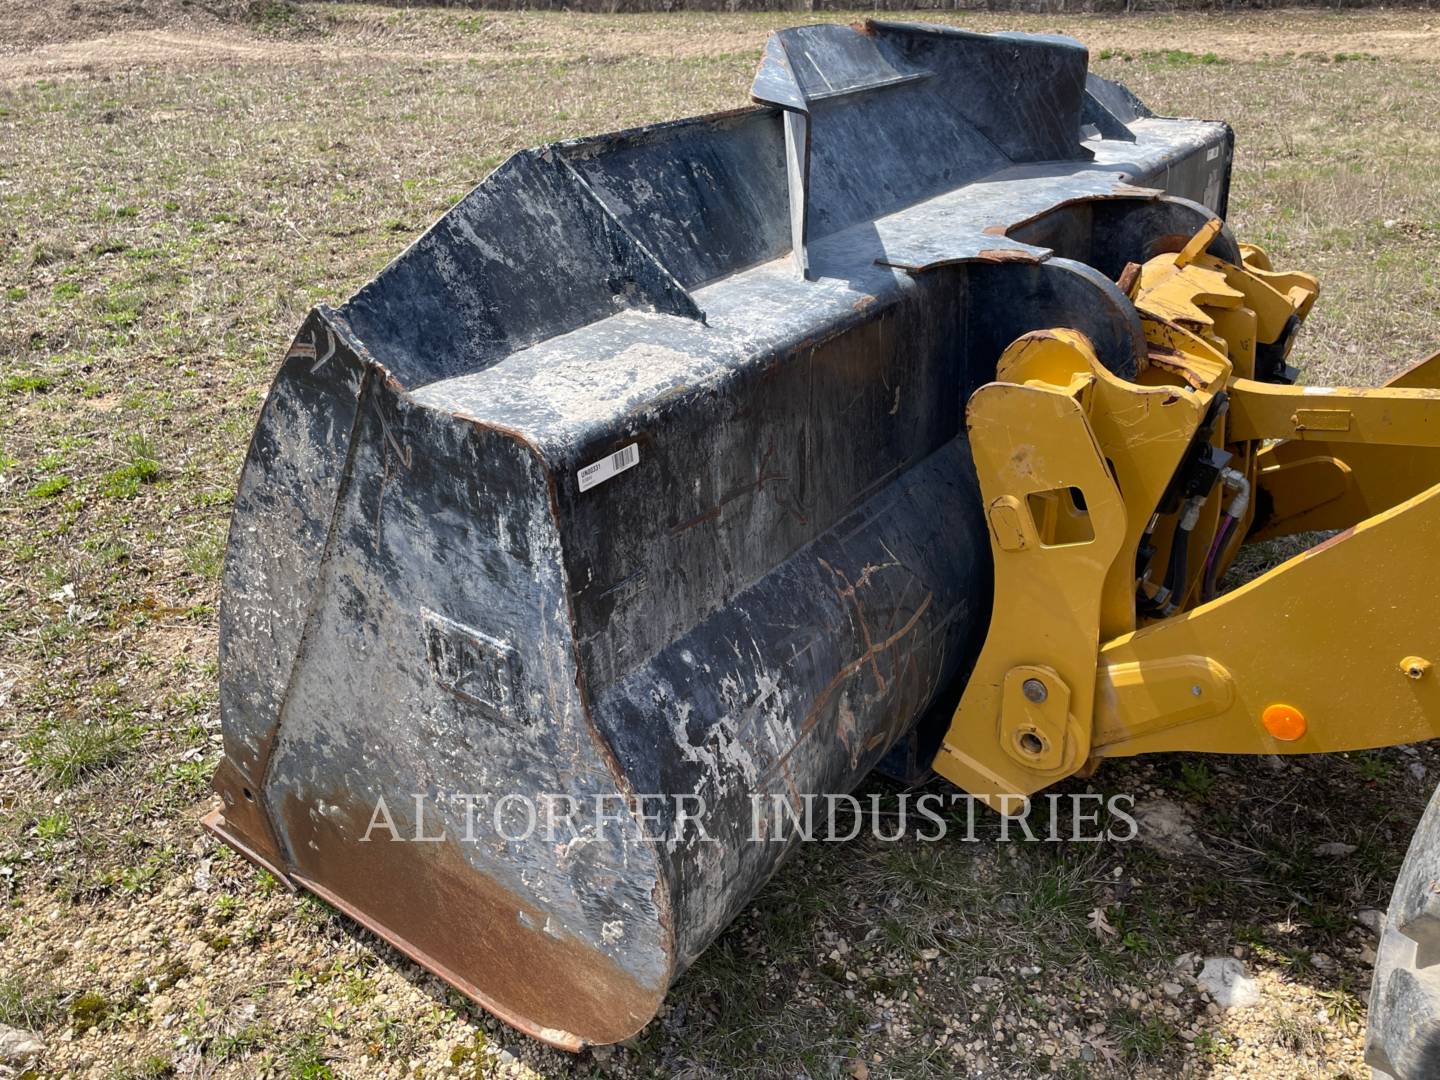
1368, 779, 1440, 1079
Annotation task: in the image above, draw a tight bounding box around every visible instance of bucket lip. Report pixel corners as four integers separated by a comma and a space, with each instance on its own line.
205, 792, 669, 1051
288, 872, 665, 1052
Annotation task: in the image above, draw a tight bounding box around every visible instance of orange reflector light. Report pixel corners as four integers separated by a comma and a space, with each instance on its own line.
1261, 703, 1307, 741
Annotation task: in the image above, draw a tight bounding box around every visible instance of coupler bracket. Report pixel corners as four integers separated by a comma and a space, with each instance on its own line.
934, 229, 1440, 806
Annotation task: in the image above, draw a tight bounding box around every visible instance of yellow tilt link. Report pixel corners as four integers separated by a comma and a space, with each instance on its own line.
933, 225, 1440, 809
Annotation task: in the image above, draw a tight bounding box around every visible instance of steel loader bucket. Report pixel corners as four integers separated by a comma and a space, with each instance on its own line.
205, 21, 1239, 1048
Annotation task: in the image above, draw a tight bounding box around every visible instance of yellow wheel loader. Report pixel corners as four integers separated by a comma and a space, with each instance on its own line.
203, 21, 1440, 1074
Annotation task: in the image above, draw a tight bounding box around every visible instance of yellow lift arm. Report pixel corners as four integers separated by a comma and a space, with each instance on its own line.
934, 222, 1440, 806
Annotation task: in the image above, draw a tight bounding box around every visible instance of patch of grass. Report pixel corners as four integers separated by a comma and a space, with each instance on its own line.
1193, 1031, 1233, 1060
1274, 1011, 1328, 1053
280, 1034, 335, 1080
2, 372, 54, 394
209, 1024, 267, 1063
100, 435, 162, 499
21, 714, 141, 787
1174, 760, 1215, 798
366, 1015, 423, 1060
341, 970, 376, 1005
184, 532, 226, 579
116, 851, 170, 896
255, 870, 282, 896
35, 812, 70, 840
0, 975, 65, 1030
97, 286, 145, 330
27, 474, 71, 498
293, 894, 341, 931
1353, 751, 1395, 783
1105, 47, 1232, 66
107, 1056, 175, 1080
246, 0, 306, 29
1114, 1010, 1181, 1063
1136, 48, 1227, 66
1320, 980, 1367, 1027
213, 892, 241, 922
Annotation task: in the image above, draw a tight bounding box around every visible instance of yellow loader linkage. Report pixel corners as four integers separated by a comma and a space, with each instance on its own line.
935, 219, 1440, 806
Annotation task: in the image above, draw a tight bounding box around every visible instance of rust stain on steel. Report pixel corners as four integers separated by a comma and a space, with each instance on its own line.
1111, 183, 1165, 198
279, 793, 664, 1051
669, 445, 791, 535
758, 590, 942, 792
202, 761, 292, 887
974, 248, 1046, 263
1303, 523, 1359, 558
1146, 353, 1210, 391
824, 559, 886, 691
1116, 261, 1142, 296
794, 592, 935, 743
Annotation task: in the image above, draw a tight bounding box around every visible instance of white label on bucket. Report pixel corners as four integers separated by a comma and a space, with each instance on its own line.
578, 443, 639, 492
1206, 145, 1221, 161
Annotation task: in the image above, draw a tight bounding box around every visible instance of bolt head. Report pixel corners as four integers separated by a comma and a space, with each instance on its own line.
1022, 678, 1047, 704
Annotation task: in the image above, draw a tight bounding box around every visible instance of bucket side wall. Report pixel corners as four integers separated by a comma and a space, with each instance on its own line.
219, 315, 672, 1045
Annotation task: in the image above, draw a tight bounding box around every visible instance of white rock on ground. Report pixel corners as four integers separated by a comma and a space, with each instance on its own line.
1132, 799, 1206, 857
1197, 957, 1261, 1009
1358, 908, 1386, 935
0, 1023, 45, 1066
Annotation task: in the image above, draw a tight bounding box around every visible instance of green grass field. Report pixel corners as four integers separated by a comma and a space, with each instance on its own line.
2, 5, 1439, 1077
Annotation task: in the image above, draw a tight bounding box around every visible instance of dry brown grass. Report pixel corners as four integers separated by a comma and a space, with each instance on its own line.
1, 6, 1439, 1079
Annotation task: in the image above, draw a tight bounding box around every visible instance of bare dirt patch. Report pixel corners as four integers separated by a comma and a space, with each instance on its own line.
1, 0, 226, 54
0, 29, 305, 81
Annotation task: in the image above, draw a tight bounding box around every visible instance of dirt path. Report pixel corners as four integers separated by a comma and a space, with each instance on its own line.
3, 13, 1439, 87
0, 30, 306, 82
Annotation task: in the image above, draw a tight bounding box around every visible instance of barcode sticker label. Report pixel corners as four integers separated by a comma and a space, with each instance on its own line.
1206, 145, 1221, 161
577, 443, 640, 492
